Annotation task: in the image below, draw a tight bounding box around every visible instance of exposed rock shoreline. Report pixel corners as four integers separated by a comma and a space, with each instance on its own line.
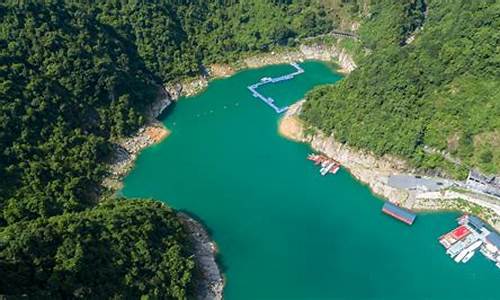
104, 39, 356, 191
165, 40, 358, 98
279, 100, 410, 204
279, 101, 500, 231
177, 213, 224, 300
104, 39, 357, 299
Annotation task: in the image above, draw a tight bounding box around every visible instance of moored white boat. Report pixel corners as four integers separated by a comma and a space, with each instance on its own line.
454, 248, 469, 262
320, 162, 335, 176
461, 251, 474, 263
466, 240, 483, 253
454, 240, 482, 262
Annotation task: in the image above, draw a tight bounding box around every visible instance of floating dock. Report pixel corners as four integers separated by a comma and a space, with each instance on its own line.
247, 63, 304, 113
382, 202, 416, 225
439, 215, 500, 267
307, 153, 341, 176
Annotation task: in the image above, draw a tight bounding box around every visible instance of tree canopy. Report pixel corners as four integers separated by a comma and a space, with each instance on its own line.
0, 200, 194, 299
0, 0, 334, 297
302, 0, 500, 178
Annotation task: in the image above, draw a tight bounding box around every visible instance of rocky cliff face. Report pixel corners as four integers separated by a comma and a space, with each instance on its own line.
149, 86, 173, 120
307, 133, 410, 203
105, 42, 359, 298
280, 101, 500, 231
178, 213, 224, 300
280, 100, 409, 204
334, 47, 357, 73
243, 42, 357, 73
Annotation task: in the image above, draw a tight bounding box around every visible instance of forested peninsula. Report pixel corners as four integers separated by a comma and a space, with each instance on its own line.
0, 1, 335, 298
302, 0, 499, 179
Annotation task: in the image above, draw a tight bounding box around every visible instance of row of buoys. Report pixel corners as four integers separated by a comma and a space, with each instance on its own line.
169, 101, 242, 127
189, 102, 241, 119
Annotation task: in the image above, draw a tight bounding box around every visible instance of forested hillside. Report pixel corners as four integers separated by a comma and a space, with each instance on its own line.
0, 0, 334, 297
1, 200, 193, 298
302, 0, 499, 178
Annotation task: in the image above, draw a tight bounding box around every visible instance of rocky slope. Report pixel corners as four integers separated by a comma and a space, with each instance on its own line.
280, 100, 410, 204
103, 40, 358, 299
178, 213, 224, 300
243, 42, 357, 73
279, 101, 500, 231
104, 39, 358, 189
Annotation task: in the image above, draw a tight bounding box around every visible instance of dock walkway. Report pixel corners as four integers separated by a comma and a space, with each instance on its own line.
247, 63, 304, 113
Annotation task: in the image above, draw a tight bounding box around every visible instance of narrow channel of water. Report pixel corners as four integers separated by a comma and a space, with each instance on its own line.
122, 62, 499, 299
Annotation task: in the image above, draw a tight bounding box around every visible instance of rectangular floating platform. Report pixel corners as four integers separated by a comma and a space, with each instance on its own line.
382, 202, 416, 225
246, 63, 304, 114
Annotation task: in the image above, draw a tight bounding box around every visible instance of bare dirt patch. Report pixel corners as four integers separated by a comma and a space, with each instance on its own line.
209, 64, 236, 78
278, 116, 305, 142
145, 125, 170, 143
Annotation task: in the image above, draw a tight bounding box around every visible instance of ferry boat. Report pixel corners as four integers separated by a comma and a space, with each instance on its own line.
446, 241, 466, 258
467, 240, 483, 252
454, 240, 482, 263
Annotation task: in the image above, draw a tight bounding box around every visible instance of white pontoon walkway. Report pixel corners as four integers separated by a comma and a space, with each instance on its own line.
247, 63, 304, 113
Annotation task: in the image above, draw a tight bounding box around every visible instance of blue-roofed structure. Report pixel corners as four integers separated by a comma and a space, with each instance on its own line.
382, 202, 416, 225
467, 215, 486, 232
486, 232, 500, 249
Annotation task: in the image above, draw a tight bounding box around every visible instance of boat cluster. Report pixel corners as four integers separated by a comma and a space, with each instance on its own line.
307, 153, 340, 176
439, 215, 500, 268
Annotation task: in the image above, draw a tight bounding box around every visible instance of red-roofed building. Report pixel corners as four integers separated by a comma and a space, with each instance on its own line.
450, 225, 470, 240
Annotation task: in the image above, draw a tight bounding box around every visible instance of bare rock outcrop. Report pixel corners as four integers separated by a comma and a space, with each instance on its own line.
243, 42, 357, 73
178, 213, 224, 300
280, 101, 409, 204
280, 101, 500, 231
104, 41, 360, 298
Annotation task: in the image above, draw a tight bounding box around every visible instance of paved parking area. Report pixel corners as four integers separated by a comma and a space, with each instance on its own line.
388, 175, 453, 191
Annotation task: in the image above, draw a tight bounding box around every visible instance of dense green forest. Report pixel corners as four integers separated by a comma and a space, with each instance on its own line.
0, 0, 334, 297
2, 0, 497, 297
302, 0, 500, 178
1, 200, 193, 298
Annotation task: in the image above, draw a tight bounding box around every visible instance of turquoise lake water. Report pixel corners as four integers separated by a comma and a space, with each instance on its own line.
122, 61, 499, 299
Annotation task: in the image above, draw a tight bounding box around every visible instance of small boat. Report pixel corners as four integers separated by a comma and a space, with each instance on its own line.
320, 162, 335, 176
480, 247, 497, 261
454, 249, 469, 263
329, 165, 340, 174
454, 240, 482, 262
308, 153, 341, 176
446, 241, 465, 258
467, 240, 483, 252
260, 77, 272, 82
461, 251, 474, 263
